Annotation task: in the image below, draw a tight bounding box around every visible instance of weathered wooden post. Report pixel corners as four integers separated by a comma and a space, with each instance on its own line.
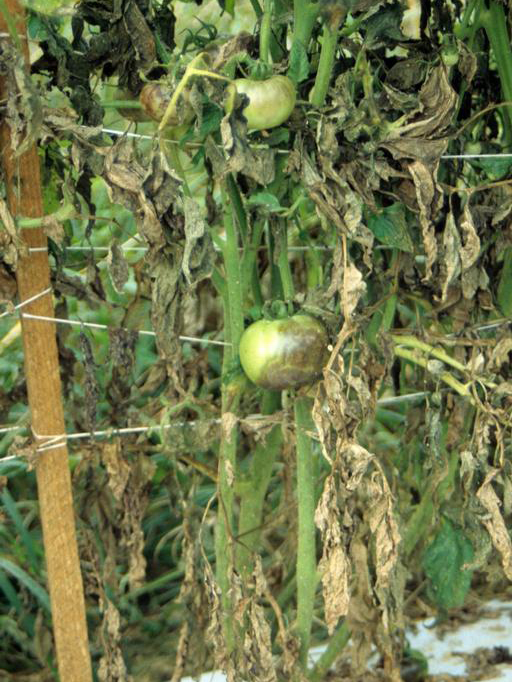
0, 3, 93, 680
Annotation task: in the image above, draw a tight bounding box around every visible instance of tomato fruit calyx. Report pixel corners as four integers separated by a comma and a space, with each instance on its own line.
224, 75, 296, 131
239, 314, 328, 391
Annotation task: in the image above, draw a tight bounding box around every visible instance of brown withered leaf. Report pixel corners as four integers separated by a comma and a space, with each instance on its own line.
170, 621, 190, 682
103, 140, 167, 249
315, 475, 350, 633
107, 241, 130, 293
440, 210, 462, 303
476, 469, 512, 580
342, 263, 367, 319
460, 204, 481, 271
150, 251, 181, 361
119, 453, 155, 590
381, 136, 448, 166
408, 160, 441, 279
387, 66, 457, 139
97, 599, 130, 682
490, 337, 512, 370
211, 32, 253, 71
366, 473, 401, 589
108, 328, 138, 378
101, 441, 130, 502
79, 331, 100, 434
0, 198, 27, 268
220, 114, 275, 185
0, 38, 43, 157
182, 196, 215, 285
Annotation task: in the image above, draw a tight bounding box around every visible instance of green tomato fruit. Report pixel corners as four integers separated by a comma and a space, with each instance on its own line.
239, 314, 328, 390
224, 75, 296, 131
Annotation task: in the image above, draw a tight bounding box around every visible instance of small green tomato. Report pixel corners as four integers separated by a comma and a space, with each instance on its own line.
224, 75, 296, 131
239, 314, 328, 391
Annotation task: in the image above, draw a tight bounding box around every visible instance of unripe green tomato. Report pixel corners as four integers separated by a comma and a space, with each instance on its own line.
224, 75, 296, 131
239, 314, 328, 390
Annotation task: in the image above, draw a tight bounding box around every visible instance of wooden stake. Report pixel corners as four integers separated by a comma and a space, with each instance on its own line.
0, 4, 93, 681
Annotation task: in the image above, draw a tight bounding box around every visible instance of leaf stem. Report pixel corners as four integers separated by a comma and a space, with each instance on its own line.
308, 621, 351, 681
394, 347, 474, 404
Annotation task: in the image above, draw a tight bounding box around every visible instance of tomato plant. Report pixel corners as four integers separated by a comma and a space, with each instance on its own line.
239, 314, 328, 390
224, 75, 296, 131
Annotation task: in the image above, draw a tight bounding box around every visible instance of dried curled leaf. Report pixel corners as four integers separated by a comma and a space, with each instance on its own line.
477, 470, 512, 580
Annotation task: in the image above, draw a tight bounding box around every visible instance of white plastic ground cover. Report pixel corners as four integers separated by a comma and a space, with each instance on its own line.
179, 600, 512, 681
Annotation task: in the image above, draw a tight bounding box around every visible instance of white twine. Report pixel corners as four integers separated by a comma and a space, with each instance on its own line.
0, 287, 52, 319
441, 153, 512, 159
16, 311, 230, 347
0, 390, 428, 456
101, 127, 512, 161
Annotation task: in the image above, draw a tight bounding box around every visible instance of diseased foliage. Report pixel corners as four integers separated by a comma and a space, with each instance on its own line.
2, 0, 512, 680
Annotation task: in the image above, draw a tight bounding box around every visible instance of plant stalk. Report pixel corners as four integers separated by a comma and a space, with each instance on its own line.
480, 1, 512, 147
294, 394, 317, 668
309, 17, 343, 107
214, 190, 245, 653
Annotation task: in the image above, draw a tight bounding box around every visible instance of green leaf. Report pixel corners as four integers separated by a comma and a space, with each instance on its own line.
0, 557, 51, 613
197, 102, 223, 139
288, 40, 310, 84
246, 192, 282, 212
367, 203, 414, 252
470, 157, 512, 181
498, 247, 512, 317
422, 519, 474, 610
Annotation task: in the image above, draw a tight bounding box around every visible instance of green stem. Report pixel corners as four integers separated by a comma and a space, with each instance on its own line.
289, 0, 320, 83
215, 190, 246, 653
226, 174, 248, 244
403, 487, 434, 557
249, 0, 263, 18
237, 391, 282, 578
165, 142, 192, 197
294, 395, 317, 668
221, 195, 245, 353
277, 220, 295, 301
391, 334, 468, 374
259, 0, 273, 64
480, 1, 512, 147
308, 621, 351, 682
394, 347, 474, 403
309, 19, 342, 107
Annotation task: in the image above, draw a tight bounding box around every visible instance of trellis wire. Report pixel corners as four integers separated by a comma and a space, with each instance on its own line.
0, 391, 428, 464
102, 126, 512, 161
2, 134, 510, 465
9, 310, 230, 347
0, 287, 51, 319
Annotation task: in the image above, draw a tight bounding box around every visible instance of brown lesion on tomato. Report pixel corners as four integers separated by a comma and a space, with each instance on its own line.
258, 322, 328, 391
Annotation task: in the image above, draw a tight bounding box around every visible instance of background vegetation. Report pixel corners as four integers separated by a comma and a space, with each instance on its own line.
2, 0, 512, 680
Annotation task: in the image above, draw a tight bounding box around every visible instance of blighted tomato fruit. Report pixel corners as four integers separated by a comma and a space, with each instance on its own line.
239, 314, 328, 390
224, 75, 296, 131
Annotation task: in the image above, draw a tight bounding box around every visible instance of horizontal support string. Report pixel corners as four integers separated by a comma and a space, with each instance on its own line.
0, 287, 51, 319
17, 311, 230, 347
